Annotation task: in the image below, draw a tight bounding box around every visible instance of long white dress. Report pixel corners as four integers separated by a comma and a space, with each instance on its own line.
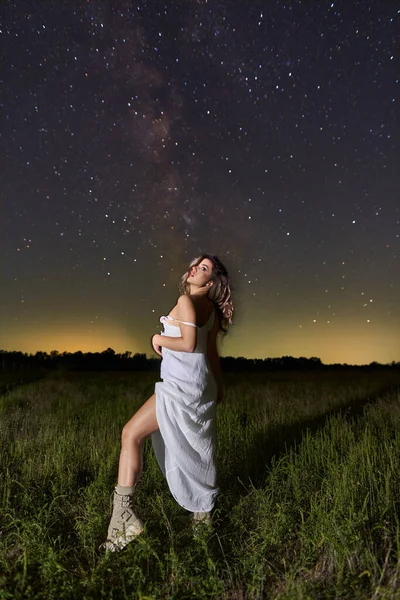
151, 312, 218, 513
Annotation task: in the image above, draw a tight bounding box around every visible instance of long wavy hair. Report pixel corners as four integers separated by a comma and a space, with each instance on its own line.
179, 253, 234, 333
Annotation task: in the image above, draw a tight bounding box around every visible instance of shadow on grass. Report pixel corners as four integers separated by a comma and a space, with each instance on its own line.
220, 382, 400, 499
0, 370, 49, 397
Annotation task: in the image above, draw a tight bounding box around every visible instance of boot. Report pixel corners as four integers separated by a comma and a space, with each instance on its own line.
192, 511, 212, 525
100, 488, 144, 552
177, 511, 212, 528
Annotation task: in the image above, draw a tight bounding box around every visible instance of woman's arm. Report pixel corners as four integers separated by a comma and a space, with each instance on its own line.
207, 313, 223, 403
152, 295, 197, 353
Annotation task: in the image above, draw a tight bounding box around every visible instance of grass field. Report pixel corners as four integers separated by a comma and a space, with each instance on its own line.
1, 369, 400, 599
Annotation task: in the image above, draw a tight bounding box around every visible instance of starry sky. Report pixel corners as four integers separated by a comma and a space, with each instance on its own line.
1, 1, 399, 365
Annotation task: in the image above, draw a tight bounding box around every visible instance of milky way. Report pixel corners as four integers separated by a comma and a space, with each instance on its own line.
1, 1, 399, 364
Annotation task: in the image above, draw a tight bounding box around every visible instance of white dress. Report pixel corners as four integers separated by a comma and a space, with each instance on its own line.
151, 312, 218, 513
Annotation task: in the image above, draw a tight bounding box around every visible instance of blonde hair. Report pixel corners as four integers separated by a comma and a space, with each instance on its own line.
179, 253, 234, 333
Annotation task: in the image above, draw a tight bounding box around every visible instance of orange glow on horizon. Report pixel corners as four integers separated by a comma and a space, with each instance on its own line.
1, 319, 398, 365
2, 321, 142, 355
222, 320, 399, 365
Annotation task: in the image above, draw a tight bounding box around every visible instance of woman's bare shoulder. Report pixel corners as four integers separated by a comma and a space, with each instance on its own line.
177, 294, 195, 307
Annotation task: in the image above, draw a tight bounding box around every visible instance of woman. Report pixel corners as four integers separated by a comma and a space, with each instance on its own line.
102, 253, 234, 551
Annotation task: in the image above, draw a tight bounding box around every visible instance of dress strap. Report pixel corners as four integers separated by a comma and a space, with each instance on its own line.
165, 315, 198, 328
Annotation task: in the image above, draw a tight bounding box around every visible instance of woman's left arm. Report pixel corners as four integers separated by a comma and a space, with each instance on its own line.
152, 295, 197, 353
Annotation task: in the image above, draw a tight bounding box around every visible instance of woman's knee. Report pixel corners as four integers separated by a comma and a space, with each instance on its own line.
121, 421, 140, 445
121, 420, 150, 446
120, 395, 157, 445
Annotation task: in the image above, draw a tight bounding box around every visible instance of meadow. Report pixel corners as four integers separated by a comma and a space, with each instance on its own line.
0, 368, 400, 599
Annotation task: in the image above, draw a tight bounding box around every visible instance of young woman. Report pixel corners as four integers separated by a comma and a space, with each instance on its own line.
102, 253, 234, 551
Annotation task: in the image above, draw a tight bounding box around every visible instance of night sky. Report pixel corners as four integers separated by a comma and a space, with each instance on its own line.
1, 1, 399, 365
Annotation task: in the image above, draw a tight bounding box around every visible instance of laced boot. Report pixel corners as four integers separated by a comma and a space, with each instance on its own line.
100, 486, 144, 552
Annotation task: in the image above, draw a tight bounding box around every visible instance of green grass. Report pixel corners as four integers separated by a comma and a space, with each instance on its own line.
0, 370, 400, 599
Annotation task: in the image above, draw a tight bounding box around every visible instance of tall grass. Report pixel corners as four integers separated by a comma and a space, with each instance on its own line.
0, 370, 399, 599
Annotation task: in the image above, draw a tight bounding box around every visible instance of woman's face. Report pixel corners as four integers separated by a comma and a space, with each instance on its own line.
186, 258, 214, 288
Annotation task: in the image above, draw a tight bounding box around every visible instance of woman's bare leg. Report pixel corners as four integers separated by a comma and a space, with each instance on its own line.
117, 394, 158, 487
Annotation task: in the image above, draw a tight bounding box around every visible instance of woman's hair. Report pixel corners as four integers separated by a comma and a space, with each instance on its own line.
179, 253, 234, 333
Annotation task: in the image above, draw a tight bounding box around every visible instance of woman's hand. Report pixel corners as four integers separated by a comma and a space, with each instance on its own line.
152, 335, 163, 357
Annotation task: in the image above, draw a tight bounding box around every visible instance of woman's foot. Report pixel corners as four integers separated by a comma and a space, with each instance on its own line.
192, 511, 212, 525
100, 489, 144, 552
177, 511, 212, 528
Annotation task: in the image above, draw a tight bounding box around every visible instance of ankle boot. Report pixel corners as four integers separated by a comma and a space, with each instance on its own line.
177, 511, 212, 527
192, 511, 211, 525
100, 489, 144, 552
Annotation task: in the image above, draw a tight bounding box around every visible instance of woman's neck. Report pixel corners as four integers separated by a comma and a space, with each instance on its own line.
189, 284, 210, 297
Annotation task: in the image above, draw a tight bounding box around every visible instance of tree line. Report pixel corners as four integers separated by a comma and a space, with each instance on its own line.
1, 349, 398, 373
